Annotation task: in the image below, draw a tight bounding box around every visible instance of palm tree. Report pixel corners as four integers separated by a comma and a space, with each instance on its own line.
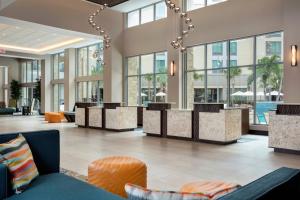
248, 55, 282, 100
226, 67, 242, 93
144, 73, 153, 101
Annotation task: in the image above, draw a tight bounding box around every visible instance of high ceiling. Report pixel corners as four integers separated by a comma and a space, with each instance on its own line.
0, 17, 100, 55
85, 0, 129, 7
111, 0, 163, 12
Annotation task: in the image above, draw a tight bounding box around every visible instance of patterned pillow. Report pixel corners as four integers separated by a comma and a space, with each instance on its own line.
0, 134, 39, 194
125, 184, 210, 200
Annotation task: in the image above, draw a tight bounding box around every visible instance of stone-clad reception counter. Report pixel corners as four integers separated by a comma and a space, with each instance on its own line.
269, 104, 300, 154
144, 103, 243, 144
76, 103, 137, 132
75, 102, 98, 127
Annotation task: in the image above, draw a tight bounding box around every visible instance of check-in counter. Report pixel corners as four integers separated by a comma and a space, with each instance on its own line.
143, 103, 172, 137
194, 104, 242, 144
167, 109, 193, 139
88, 107, 103, 128
75, 102, 97, 127
105, 107, 137, 131
269, 104, 300, 154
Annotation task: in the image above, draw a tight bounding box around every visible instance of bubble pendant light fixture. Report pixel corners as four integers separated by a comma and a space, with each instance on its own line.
164, 0, 195, 53
88, 3, 111, 65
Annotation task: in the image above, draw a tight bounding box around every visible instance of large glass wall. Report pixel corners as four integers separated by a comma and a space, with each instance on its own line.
186, 0, 227, 11
126, 52, 168, 106
53, 84, 64, 112
76, 43, 104, 104
21, 60, 41, 83
52, 52, 64, 80
127, 1, 167, 28
184, 32, 283, 125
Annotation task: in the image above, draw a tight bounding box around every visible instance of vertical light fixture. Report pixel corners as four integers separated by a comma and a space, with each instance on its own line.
170, 60, 175, 76
291, 45, 298, 67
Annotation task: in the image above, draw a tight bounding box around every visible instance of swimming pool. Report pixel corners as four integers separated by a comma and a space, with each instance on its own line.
256, 101, 282, 124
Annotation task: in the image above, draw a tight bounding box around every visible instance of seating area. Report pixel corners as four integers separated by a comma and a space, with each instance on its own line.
1, 0, 300, 199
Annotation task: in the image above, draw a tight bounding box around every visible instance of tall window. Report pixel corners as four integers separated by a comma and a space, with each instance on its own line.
21, 60, 41, 83
53, 84, 64, 112
186, 0, 227, 11
52, 52, 64, 80
184, 32, 283, 125
127, 1, 167, 28
76, 43, 104, 104
126, 52, 168, 106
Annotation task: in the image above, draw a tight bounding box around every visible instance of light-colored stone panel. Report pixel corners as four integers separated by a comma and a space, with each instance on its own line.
269, 111, 300, 151
75, 108, 85, 126
167, 110, 192, 138
143, 109, 161, 135
89, 107, 102, 128
105, 107, 137, 130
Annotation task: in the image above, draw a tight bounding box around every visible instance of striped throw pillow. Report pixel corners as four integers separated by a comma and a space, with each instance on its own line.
0, 134, 39, 194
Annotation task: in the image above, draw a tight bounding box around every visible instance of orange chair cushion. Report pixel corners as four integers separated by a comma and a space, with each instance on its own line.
45, 112, 51, 121
59, 112, 65, 120
88, 156, 147, 198
180, 181, 240, 200
48, 113, 62, 123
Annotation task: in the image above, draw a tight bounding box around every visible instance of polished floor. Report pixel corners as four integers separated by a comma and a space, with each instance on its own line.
1, 115, 300, 190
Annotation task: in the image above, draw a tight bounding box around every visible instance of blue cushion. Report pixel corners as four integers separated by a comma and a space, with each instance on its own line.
6, 173, 125, 200
0, 164, 8, 199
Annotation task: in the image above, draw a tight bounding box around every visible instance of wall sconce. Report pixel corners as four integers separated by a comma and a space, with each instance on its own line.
291, 45, 298, 67
170, 60, 175, 76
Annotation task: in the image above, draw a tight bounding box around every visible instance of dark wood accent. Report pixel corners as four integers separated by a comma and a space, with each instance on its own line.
147, 103, 172, 137
85, 0, 129, 7
198, 139, 238, 145
146, 133, 163, 138
194, 103, 224, 113
103, 103, 121, 109
166, 135, 193, 141
75, 102, 97, 128
64, 112, 75, 123
137, 107, 143, 126
105, 128, 135, 132
274, 148, 300, 155
249, 129, 268, 136
147, 103, 171, 111
276, 104, 300, 115
241, 108, 250, 134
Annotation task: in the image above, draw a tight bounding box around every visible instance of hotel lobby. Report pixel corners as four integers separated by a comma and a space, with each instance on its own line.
0, 0, 300, 199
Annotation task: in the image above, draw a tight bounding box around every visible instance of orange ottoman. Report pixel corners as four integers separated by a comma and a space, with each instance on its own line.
48, 113, 62, 123
45, 112, 51, 121
88, 156, 147, 198
59, 112, 65, 120
180, 181, 240, 200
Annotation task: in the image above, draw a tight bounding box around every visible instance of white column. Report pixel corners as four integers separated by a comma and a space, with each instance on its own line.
64, 48, 76, 111
41, 56, 51, 113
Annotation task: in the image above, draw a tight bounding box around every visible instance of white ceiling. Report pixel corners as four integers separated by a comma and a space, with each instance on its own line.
111, 0, 163, 12
0, 16, 100, 55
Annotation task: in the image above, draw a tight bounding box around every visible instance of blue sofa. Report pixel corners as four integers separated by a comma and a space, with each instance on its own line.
0, 130, 125, 200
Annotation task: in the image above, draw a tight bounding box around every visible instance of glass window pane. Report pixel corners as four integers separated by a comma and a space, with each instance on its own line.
128, 10, 140, 28
207, 69, 227, 103
53, 84, 58, 112
156, 74, 168, 103
32, 61, 38, 82
207, 0, 227, 6
59, 84, 64, 111
207, 42, 227, 69
88, 44, 103, 76
141, 54, 154, 74
256, 32, 283, 63
187, 45, 205, 70
155, 52, 167, 73
128, 76, 139, 106
186, 0, 205, 11
229, 67, 254, 123
53, 54, 59, 80
58, 53, 64, 79
187, 71, 205, 109
22, 62, 26, 83
141, 75, 154, 106
155, 2, 167, 20
27, 61, 32, 82
141, 5, 154, 24
256, 63, 283, 125
78, 47, 88, 77
128, 56, 139, 76
230, 37, 254, 67
77, 82, 88, 102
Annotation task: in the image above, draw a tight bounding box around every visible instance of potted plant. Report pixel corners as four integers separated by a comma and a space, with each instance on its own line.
34, 79, 42, 115
10, 80, 21, 112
